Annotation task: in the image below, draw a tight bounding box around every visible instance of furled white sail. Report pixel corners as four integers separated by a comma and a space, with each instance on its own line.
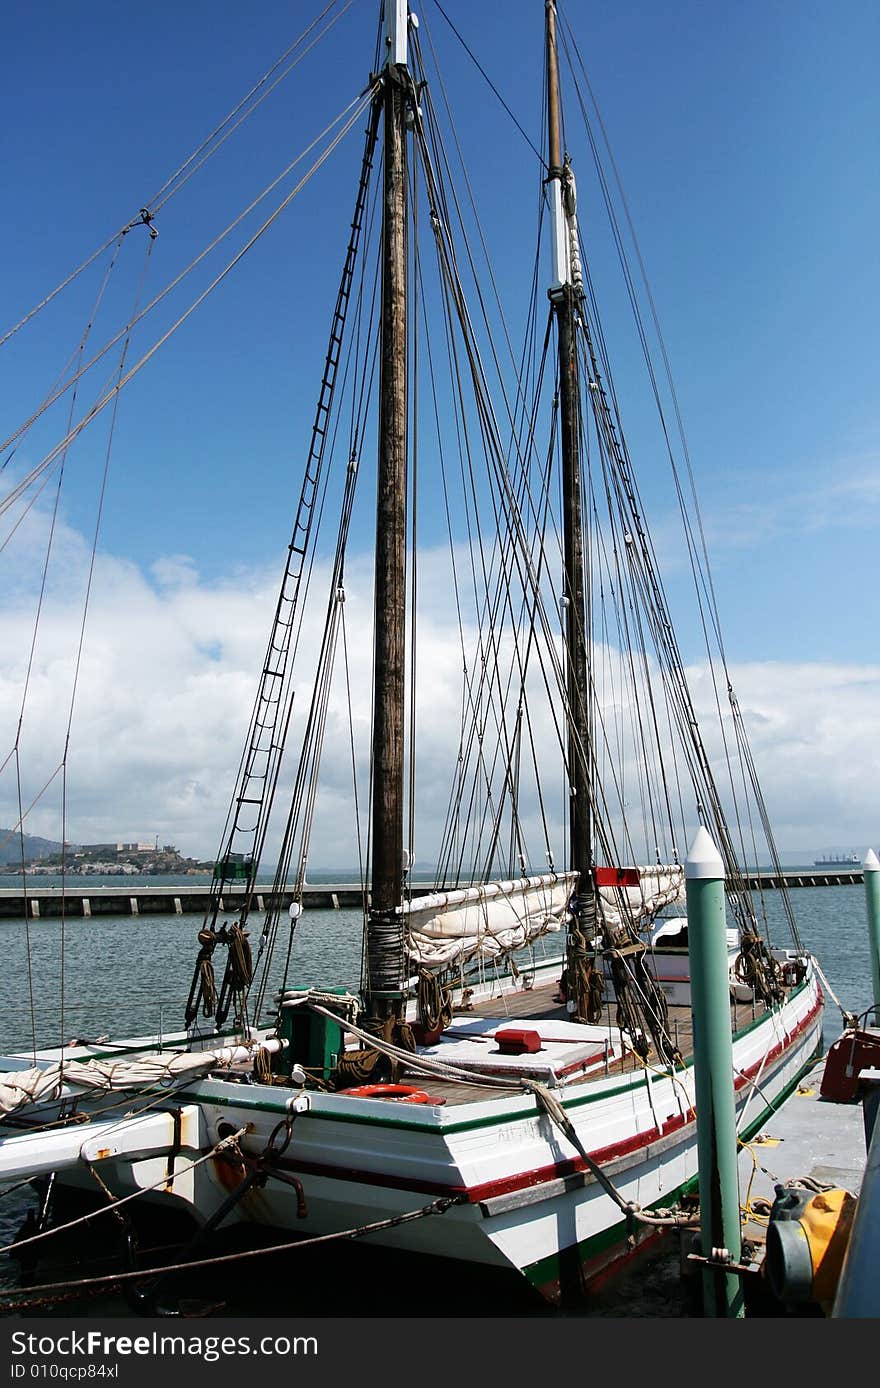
404, 871, 577, 969
596, 865, 685, 929
0, 1039, 284, 1119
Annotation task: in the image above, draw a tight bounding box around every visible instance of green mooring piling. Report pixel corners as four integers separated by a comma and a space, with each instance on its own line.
864, 849, 880, 1018
685, 826, 744, 1318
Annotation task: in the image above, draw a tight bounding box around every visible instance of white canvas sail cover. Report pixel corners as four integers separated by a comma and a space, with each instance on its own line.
0, 1039, 284, 1119
404, 871, 577, 969
595, 864, 685, 929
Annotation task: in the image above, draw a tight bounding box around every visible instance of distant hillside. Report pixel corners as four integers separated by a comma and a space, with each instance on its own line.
0, 829, 70, 865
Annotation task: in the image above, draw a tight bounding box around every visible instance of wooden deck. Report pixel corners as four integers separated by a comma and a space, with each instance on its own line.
388, 977, 763, 1107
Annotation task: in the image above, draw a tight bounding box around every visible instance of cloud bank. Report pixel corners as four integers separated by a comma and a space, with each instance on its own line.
1, 499, 878, 869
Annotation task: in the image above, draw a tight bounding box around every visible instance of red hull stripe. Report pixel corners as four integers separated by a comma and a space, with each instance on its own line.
277, 993, 822, 1203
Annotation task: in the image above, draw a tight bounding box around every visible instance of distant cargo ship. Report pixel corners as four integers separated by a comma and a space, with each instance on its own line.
814, 853, 860, 866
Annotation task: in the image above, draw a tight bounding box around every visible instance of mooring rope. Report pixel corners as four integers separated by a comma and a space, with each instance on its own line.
809, 952, 857, 1027
0, 1195, 465, 1307
521, 1077, 695, 1229
0, 1127, 248, 1260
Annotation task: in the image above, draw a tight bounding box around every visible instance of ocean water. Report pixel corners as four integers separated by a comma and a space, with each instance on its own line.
0, 878, 872, 1317
0, 895, 367, 1053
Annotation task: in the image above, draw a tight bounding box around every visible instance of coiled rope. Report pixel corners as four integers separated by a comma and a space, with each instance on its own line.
563, 915, 605, 1025
734, 932, 784, 1007
416, 968, 453, 1033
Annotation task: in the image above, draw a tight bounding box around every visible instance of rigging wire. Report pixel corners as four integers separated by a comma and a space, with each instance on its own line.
1, 241, 126, 483
0, 0, 356, 354
411, 67, 568, 883
408, 46, 682, 1060
4, 230, 145, 1064
149, 0, 358, 218
0, 87, 377, 499
556, 14, 798, 946
260, 453, 362, 1013
56, 232, 158, 1068
0, 104, 377, 931
427, 0, 547, 170
224, 104, 383, 1022
399, 92, 674, 1043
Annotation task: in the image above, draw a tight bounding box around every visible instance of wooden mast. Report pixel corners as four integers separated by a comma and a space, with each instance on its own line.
545, 0, 596, 1007
365, 0, 410, 1027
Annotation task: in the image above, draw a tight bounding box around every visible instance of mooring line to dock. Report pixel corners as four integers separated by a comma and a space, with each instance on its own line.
809, 952, 859, 1027
0, 1193, 466, 1310
0, 1126, 249, 1260
522, 1078, 696, 1230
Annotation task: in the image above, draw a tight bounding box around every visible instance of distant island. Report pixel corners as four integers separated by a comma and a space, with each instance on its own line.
0, 830, 212, 876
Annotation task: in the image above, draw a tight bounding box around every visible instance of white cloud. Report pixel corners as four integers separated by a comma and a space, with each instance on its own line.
1, 499, 878, 870
0, 507, 272, 856
695, 660, 880, 850
150, 554, 200, 589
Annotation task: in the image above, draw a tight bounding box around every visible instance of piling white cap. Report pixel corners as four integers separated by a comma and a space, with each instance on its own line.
864, 849, 880, 873
685, 825, 724, 880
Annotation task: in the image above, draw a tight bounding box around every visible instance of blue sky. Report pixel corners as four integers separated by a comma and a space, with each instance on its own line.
1, 0, 878, 859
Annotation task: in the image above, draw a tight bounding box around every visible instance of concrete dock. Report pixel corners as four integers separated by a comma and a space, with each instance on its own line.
682, 1054, 874, 1313
738, 1057, 868, 1224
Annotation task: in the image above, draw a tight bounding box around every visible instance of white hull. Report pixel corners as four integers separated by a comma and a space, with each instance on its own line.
7, 966, 822, 1302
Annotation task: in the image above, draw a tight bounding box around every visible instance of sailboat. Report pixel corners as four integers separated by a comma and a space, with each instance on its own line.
0, 0, 824, 1308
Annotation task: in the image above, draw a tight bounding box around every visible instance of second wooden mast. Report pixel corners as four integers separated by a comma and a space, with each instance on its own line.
545, 0, 597, 1017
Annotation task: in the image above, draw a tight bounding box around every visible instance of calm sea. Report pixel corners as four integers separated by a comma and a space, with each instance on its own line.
0, 874, 871, 1317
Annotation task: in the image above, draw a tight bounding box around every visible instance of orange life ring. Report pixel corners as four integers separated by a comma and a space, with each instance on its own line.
342, 1083, 432, 1104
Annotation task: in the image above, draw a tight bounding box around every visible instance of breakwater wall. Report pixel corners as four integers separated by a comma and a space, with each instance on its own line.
0, 869, 863, 920
0, 882, 387, 919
